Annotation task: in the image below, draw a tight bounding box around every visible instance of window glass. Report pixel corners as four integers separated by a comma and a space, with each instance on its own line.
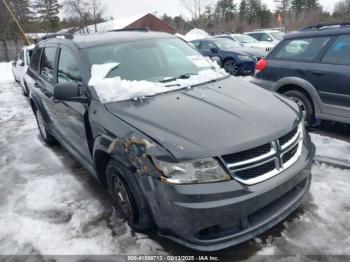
270, 31, 284, 41
191, 41, 201, 49
249, 33, 261, 41
235, 34, 258, 43
200, 41, 216, 51
30, 48, 42, 71
212, 38, 241, 50
40, 47, 56, 81
261, 33, 273, 41
273, 37, 329, 61
57, 48, 82, 83
322, 35, 350, 66
85, 38, 213, 82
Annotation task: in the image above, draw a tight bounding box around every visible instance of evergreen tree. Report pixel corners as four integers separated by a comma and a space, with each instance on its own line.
274, 0, 291, 16
33, 0, 61, 32
291, 0, 305, 13
304, 0, 320, 10
216, 0, 237, 21
239, 0, 249, 20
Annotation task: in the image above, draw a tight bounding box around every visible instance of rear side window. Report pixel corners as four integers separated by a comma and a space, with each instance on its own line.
40, 47, 56, 82
272, 37, 330, 62
30, 48, 42, 71
57, 48, 82, 83
322, 35, 350, 66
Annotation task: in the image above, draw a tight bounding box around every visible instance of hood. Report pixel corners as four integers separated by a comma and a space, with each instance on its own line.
105, 77, 300, 160
224, 47, 266, 58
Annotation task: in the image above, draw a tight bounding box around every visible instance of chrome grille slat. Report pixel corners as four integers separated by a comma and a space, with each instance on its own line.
221, 123, 304, 185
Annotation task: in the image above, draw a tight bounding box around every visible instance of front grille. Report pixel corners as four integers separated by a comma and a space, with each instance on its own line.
222, 143, 271, 164
235, 161, 275, 180
221, 124, 302, 185
282, 144, 299, 164
279, 127, 298, 147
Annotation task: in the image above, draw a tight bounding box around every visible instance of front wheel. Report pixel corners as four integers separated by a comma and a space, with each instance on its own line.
283, 90, 315, 127
107, 161, 154, 231
223, 59, 238, 76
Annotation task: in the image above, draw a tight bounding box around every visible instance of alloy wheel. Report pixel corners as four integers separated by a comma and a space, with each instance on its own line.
224, 60, 238, 75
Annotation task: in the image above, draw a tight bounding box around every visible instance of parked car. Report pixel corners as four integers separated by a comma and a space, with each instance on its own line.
246, 30, 284, 46
27, 31, 314, 251
219, 33, 275, 53
190, 38, 259, 75
252, 22, 350, 126
214, 34, 268, 56
12, 45, 34, 96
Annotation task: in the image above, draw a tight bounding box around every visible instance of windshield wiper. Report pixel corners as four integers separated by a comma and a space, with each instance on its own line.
159, 73, 197, 83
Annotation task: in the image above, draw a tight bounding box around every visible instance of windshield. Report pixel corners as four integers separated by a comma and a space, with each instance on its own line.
270, 31, 284, 41
212, 38, 241, 50
85, 38, 214, 82
234, 34, 258, 43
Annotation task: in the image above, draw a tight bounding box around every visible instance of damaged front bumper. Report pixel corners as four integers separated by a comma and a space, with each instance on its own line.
140, 136, 315, 251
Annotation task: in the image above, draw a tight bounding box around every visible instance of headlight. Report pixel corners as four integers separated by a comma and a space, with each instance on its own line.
238, 55, 255, 61
152, 158, 231, 184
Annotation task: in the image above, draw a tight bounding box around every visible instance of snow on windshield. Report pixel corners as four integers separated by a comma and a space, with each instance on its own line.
88, 58, 229, 104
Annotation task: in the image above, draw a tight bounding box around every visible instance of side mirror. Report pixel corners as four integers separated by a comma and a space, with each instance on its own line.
210, 47, 218, 53
17, 59, 24, 66
53, 82, 88, 103
266, 37, 273, 42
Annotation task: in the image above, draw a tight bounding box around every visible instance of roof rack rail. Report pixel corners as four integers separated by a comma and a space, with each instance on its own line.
301, 22, 350, 31
40, 33, 74, 41
110, 27, 150, 33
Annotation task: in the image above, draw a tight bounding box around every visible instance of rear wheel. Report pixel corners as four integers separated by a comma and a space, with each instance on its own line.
283, 89, 315, 127
223, 59, 238, 76
34, 109, 57, 145
107, 161, 154, 231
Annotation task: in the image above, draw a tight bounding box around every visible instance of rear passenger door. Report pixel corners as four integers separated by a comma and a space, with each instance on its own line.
309, 35, 350, 113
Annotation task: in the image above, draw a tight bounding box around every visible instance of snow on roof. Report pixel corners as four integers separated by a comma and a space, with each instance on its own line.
184, 28, 209, 42
75, 14, 147, 35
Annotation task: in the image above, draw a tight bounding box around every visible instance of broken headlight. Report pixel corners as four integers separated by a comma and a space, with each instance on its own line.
152, 158, 231, 184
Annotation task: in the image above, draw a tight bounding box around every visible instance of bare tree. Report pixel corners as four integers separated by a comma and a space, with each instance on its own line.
180, 0, 212, 26
63, 0, 104, 33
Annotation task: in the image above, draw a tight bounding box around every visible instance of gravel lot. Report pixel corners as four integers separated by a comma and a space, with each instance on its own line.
1, 62, 350, 260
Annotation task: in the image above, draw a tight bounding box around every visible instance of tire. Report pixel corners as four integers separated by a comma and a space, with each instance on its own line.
282, 89, 315, 127
223, 59, 238, 76
34, 108, 57, 145
107, 160, 154, 231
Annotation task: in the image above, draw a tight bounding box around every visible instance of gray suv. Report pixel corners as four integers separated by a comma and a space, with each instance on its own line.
26, 31, 314, 251
252, 22, 350, 126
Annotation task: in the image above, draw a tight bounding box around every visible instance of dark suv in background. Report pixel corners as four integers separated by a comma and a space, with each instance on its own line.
253, 22, 350, 126
25, 31, 314, 251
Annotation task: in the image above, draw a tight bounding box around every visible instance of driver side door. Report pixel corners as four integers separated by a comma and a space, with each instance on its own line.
52, 45, 92, 163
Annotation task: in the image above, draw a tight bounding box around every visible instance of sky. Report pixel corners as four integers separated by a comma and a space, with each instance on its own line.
102, 0, 338, 20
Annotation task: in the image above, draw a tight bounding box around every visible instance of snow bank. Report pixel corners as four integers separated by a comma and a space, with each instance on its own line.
311, 133, 350, 165
0, 62, 15, 84
89, 59, 228, 103
184, 28, 210, 42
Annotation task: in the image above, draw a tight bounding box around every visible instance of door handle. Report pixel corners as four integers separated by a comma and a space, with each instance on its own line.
34, 82, 40, 88
311, 70, 325, 76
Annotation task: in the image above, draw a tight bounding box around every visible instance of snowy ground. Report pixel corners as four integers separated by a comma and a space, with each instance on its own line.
1, 62, 350, 260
